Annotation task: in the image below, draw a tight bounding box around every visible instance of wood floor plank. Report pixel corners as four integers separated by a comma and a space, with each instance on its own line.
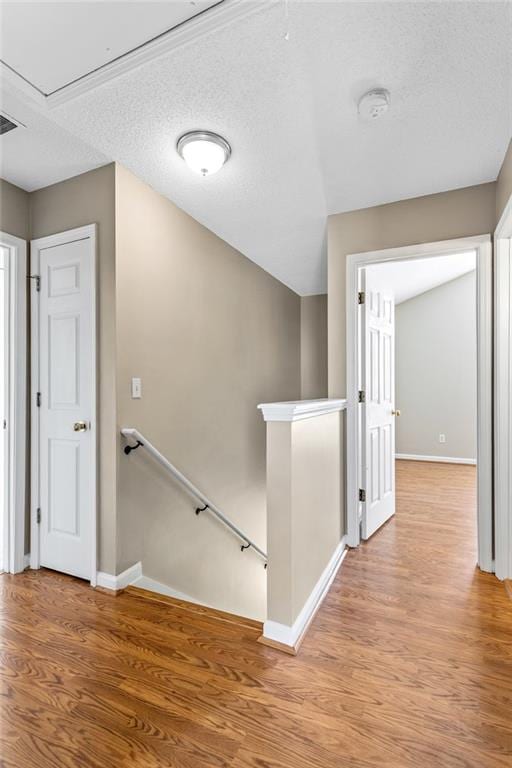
1, 461, 511, 766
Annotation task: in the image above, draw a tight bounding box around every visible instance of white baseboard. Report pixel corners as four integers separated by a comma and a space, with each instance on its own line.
23, 553, 31, 569
262, 537, 347, 651
396, 453, 476, 466
96, 561, 142, 591
131, 574, 204, 606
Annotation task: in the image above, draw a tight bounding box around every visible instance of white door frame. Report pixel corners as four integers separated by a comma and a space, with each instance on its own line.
346, 234, 493, 572
494, 195, 512, 581
0, 232, 26, 574
30, 224, 97, 585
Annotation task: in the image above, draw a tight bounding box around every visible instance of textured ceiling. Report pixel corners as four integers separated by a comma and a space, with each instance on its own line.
0, 88, 108, 191
1, 1, 511, 295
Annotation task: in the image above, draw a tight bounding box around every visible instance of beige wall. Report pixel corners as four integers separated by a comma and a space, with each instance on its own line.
29, 165, 118, 573
0, 178, 30, 240
497, 138, 512, 224
266, 411, 344, 627
300, 294, 328, 399
115, 164, 300, 619
328, 182, 497, 396
396, 272, 477, 460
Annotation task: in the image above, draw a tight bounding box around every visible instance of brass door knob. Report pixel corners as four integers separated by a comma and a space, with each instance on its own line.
392, 409, 401, 417
73, 421, 88, 432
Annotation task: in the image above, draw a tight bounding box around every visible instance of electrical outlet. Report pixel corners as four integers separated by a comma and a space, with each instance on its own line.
439, 434, 446, 444
131, 377, 142, 399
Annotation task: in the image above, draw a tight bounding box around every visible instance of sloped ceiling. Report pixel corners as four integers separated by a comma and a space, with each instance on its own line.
367, 251, 476, 305
1, 1, 511, 294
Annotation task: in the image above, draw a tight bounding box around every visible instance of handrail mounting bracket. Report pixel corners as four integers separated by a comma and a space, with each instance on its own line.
124, 440, 144, 455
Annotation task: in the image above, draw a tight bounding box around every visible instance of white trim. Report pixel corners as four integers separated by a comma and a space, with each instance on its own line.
30, 225, 98, 584
1, 1, 267, 108
258, 398, 347, 422
96, 561, 142, 592
475, 239, 493, 572
396, 454, 476, 465
263, 538, 347, 650
131, 574, 206, 605
131, 572, 262, 622
23, 553, 30, 569
0, 232, 26, 575
346, 235, 493, 572
29, 242, 40, 572
494, 194, 512, 580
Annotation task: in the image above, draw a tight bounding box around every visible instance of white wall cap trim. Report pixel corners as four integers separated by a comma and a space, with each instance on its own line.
96, 561, 142, 591
263, 538, 347, 650
258, 398, 347, 422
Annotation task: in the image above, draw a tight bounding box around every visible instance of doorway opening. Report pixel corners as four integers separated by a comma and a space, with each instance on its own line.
0, 231, 27, 575
346, 235, 492, 573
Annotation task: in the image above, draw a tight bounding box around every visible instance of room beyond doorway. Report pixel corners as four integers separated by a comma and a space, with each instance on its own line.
346, 235, 493, 574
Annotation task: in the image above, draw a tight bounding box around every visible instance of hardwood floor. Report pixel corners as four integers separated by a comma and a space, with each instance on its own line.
1, 460, 512, 767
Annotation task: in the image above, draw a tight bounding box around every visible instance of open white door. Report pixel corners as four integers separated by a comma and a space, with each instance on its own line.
361, 269, 396, 539
32, 226, 96, 581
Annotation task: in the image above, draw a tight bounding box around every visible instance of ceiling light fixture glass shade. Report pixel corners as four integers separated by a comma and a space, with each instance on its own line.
177, 131, 231, 176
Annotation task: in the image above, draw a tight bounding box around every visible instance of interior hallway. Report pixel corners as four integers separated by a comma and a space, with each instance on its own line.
1, 460, 511, 767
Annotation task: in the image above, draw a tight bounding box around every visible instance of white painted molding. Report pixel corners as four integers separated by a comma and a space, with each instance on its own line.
494, 193, 512, 580
133, 574, 262, 622
132, 575, 205, 605
396, 454, 476, 465
263, 538, 347, 650
0, 232, 27, 575
1, 1, 268, 108
258, 398, 347, 423
96, 561, 142, 591
23, 554, 30, 569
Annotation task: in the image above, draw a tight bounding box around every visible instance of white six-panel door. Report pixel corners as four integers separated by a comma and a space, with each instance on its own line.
361, 270, 396, 539
32, 226, 96, 580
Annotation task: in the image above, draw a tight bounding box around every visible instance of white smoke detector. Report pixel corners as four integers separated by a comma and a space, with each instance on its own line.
358, 88, 391, 121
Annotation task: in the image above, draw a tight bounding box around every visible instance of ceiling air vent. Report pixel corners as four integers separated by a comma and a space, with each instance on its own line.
0, 114, 20, 135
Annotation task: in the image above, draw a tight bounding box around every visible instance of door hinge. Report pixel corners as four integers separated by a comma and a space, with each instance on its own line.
359, 489, 366, 503
358, 390, 365, 404
36, 508, 41, 524
358, 291, 365, 305
36, 392, 41, 407
29, 274, 41, 292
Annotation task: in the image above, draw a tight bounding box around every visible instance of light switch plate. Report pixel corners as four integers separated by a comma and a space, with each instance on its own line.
131, 377, 142, 399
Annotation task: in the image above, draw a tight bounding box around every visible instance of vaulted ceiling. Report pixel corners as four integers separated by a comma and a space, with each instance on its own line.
1, 1, 511, 294
367, 251, 476, 305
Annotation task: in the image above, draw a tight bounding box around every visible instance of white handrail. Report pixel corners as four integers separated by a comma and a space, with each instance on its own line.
120, 428, 267, 562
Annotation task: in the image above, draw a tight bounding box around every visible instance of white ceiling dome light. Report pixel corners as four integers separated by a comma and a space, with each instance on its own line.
177, 130, 231, 176
358, 88, 391, 121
